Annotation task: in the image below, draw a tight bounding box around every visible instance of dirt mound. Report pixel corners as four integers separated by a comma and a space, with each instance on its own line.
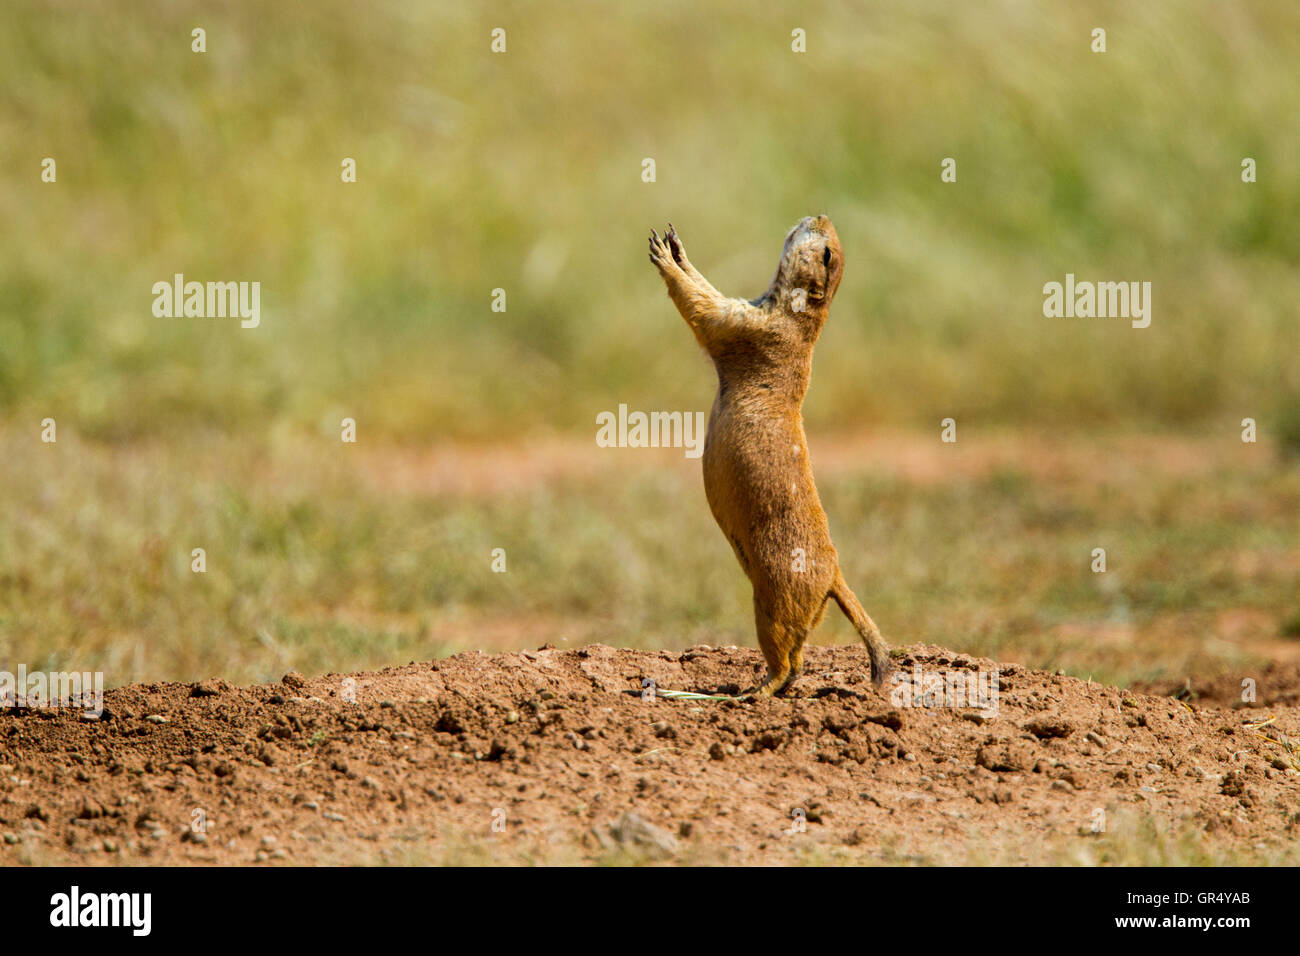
1133, 661, 1300, 710
3, 644, 1299, 864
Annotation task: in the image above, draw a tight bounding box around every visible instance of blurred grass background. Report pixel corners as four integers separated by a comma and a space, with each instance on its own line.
3, 0, 1298, 437
1, 0, 1298, 687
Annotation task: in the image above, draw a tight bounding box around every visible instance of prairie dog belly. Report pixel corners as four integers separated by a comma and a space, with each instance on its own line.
702, 399, 835, 581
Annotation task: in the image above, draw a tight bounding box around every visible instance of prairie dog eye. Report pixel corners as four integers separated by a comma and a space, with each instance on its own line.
822, 246, 832, 267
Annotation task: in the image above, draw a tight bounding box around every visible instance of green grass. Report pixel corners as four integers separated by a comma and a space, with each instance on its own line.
1, 2, 1298, 690
1, 0, 1298, 442
2, 426, 1296, 689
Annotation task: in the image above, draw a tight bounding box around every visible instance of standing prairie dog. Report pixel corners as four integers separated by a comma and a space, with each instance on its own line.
648, 216, 891, 696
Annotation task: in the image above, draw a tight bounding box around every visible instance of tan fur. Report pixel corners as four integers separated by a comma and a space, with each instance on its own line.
648, 216, 891, 696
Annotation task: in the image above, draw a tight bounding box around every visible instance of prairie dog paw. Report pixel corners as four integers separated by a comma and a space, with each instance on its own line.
665, 223, 688, 266
648, 228, 676, 274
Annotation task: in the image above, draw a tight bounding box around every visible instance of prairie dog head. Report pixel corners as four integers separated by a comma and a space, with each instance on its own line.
771, 215, 844, 316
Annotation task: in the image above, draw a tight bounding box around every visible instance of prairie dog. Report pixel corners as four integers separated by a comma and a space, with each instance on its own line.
648, 216, 891, 696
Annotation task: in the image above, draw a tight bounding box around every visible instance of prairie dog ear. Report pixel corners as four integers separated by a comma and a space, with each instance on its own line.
823, 231, 844, 301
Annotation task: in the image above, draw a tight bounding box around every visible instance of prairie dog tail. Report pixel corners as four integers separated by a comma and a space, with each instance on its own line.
831, 569, 892, 686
